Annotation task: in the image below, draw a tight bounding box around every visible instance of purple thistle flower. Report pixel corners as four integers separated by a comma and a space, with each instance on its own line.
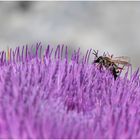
0, 42, 139, 138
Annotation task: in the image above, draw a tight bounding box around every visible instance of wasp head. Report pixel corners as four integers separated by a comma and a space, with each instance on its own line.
94, 56, 104, 64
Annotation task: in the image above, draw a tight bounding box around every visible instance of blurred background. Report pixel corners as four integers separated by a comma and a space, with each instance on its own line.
0, 1, 140, 70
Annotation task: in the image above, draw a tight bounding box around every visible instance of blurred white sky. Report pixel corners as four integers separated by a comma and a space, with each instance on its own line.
0, 1, 140, 69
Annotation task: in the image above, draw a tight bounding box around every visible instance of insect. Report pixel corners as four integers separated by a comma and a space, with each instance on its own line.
92, 50, 131, 79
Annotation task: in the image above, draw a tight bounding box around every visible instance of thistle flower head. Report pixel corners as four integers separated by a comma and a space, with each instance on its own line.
0, 43, 140, 138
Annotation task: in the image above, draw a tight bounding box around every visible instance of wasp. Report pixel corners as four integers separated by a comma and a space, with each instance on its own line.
92, 50, 131, 80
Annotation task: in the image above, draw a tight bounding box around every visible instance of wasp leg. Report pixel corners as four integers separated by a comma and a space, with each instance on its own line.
112, 67, 120, 80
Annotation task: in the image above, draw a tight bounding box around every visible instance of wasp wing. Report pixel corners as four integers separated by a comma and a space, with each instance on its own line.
112, 56, 131, 66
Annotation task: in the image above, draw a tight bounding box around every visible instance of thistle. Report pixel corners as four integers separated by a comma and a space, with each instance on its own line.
0, 42, 139, 139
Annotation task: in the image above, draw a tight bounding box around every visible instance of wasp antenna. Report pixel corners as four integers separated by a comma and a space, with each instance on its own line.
92, 50, 98, 57
92, 50, 95, 54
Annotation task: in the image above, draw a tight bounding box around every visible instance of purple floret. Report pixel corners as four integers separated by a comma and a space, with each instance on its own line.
0, 42, 139, 138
